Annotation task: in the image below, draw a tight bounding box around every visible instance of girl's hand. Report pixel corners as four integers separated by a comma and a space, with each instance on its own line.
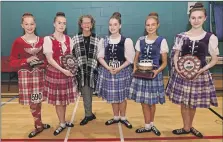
174, 64, 187, 79
192, 68, 205, 80
152, 70, 159, 78
133, 66, 137, 73
107, 66, 115, 75
27, 56, 39, 63
62, 69, 74, 77
113, 67, 122, 74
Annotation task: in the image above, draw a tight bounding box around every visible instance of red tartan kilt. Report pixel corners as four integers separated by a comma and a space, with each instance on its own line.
44, 66, 79, 105
18, 68, 44, 105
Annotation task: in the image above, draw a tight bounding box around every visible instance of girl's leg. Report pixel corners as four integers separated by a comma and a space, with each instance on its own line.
54, 104, 73, 136
119, 100, 132, 128
188, 108, 196, 128
181, 104, 190, 131
141, 103, 151, 124
53, 105, 66, 136
135, 103, 151, 133
149, 104, 156, 123
149, 104, 161, 136
119, 100, 127, 117
28, 103, 50, 138
112, 103, 119, 117
55, 105, 66, 125
105, 103, 119, 125
172, 104, 190, 135
30, 103, 43, 130
188, 108, 202, 137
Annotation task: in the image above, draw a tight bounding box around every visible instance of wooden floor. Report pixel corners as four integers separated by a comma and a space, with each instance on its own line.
1, 94, 223, 142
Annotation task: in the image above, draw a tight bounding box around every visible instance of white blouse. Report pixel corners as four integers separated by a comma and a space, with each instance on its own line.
173, 32, 219, 56
43, 36, 74, 54
97, 36, 135, 63
135, 36, 169, 53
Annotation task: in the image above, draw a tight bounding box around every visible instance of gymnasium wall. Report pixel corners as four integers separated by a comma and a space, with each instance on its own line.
1, 1, 222, 80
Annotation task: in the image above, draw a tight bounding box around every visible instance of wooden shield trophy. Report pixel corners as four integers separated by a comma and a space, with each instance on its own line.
177, 54, 201, 80
61, 54, 78, 75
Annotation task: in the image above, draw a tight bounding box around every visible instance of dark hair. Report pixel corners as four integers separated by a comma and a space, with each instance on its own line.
54, 12, 66, 22
144, 12, 159, 35
21, 12, 35, 23
78, 15, 95, 32
108, 12, 122, 35
189, 2, 206, 17
110, 12, 121, 24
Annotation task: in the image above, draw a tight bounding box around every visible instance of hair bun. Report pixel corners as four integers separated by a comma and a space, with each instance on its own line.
56, 12, 65, 17
22, 12, 33, 17
148, 12, 158, 18
192, 2, 204, 9
112, 12, 121, 18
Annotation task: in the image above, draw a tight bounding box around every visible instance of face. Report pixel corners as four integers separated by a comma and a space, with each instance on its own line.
21, 17, 36, 34
81, 17, 93, 32
109, 18, 121, 35
189, 10, 206, 29
145, 18, 159, 35
54, 16, 66, 33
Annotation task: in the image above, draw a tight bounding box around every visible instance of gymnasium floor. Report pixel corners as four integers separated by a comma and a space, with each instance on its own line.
1, 84, 223, 142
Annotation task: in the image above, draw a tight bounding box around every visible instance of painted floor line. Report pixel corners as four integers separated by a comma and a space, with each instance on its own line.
1, 96, 17, 107
118, 122, 124, 142
1, 93, 18, 95
64, 96, 80, 142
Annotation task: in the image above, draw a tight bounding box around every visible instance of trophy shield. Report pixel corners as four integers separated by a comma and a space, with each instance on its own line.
24, 46, 44, 68
133, 59, 154, 79
177, 54, 201, 80
61, 54, 78, 75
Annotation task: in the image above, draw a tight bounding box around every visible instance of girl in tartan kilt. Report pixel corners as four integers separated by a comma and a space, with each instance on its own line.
96, 12, 135, 128
129, 12, 169, 136
165, 2, 219, 138
43, 12, 79, 136
9, 13, 50, 138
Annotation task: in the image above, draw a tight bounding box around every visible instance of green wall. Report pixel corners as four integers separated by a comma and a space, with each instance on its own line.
1, 2, 221, 80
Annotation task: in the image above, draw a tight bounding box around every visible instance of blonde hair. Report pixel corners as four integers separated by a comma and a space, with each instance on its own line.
21, 12, 35, 23
145, 12, 159, 24
144, 12, 159, 35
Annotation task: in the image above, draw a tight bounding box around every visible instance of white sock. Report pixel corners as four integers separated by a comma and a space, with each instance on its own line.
121, 116, 126, 120
60, 123, 66, 128
145, 123, 151, 130
114, 116, 120, 120
150, 122, 154, 127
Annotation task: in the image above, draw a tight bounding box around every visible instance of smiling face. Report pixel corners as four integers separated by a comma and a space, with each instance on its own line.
21, 16, 36, 34
81, 17, 93, 32
145, 17, 159, 35
109, 18, 121, 35
189, 10, 206, 29
54, 16, 66, 33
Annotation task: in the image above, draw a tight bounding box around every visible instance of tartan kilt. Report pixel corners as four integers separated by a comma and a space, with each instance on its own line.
128, 72, 165, 105
44, 66, 79, 105
18, 68, 45, 105
165, 70, 218, 108
95, 65, 133, 103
